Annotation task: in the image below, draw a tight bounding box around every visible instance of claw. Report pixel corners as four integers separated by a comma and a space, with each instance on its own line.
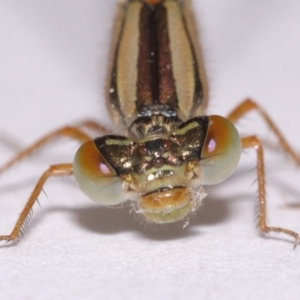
0, 234, 18, 245
293, 236, 300, 250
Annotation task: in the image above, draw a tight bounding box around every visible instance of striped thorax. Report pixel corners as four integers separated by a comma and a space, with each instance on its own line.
73, 0, 241, 224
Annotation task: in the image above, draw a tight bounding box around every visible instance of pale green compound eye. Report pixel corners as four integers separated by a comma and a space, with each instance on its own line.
73, 140, 125, 205
196, 115, 242, 185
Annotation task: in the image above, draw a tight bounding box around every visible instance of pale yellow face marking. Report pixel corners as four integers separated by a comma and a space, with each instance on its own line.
105, 139, 132, 146
171, 121, 199, 135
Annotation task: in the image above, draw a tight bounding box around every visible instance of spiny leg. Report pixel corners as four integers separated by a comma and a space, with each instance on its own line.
227, 98, 300, 165
0, 163, 73, 243
0, 125, 92, 174
241, 136, 299, 248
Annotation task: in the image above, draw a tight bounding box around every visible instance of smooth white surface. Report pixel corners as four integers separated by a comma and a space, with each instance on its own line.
1, 1, 300, 300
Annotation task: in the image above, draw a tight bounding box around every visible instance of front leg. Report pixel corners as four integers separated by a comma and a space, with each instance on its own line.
0, 119, 106, 174
227, 98, 300, 165
0, 163, 73, 243
241, 135, 299, 248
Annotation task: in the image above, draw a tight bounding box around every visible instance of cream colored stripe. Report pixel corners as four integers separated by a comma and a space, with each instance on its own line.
173, 120, 199, 135
106, 138, 132, 146
116, 2, 142, 122
181, 0, 209, 116
165, 0, 195, 120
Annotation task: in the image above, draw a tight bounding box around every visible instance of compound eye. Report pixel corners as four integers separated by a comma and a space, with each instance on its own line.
197, 115, 241, 185
73, 140, 125, 205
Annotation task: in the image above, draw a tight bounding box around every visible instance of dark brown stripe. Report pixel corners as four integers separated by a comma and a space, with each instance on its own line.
156, 3, 178, 108
137, 4, 155, 108
136, 2, 178, 112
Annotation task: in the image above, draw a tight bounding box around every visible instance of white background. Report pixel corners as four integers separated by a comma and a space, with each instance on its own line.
1, 1, 300, 299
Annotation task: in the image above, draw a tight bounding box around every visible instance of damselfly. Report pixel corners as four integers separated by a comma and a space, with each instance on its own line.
0, 0, 299, 247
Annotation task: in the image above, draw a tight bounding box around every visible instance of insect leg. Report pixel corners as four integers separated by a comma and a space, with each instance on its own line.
0, 163, 73, 243
227, 98, 300, 165
0, 126, 92, 174
241, 135, 299, 248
